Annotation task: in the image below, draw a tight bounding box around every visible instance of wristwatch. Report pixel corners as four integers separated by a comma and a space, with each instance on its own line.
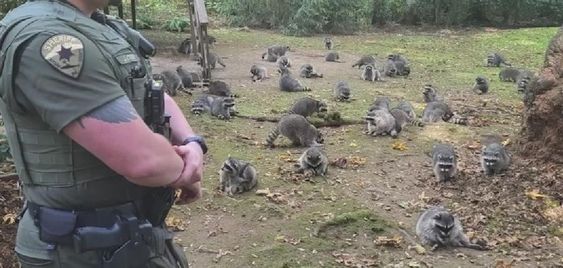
182, 135, 208, 154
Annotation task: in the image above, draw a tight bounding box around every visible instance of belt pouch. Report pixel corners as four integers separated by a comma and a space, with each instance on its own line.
38, 207, 77, 245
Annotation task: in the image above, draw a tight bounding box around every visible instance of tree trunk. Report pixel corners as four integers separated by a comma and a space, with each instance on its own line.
519, 26, 563, 163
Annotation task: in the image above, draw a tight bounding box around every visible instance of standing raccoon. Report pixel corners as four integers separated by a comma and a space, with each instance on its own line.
396, 100, 417, 119
250, 64, 268, 82
416, 206, 485, 250
516, 75, 531, 93
323, 37, 333, 50
297, 145, 329, 177
299, 64, 323, 78
431, 143, 457, 182
219, 157, 258, 196
279, 67, 310, 92
207, 81, 236, 97
486, 52, 511, 67
268, 45, 290, 57
364, 109, 396, 137
499, 68, 533, 82
423, 84, 439, 103
325, 52, 340, 62
334, 81, 351, 101
210, 96, 236, 120
277, 56, 292, 69
390, 108, 424, 137
266, 114, 323, 147
352, 55, 377, 69
481, 143, 510, 176
472, 76, 489, 94
160, 70, 184, 96
261, 51, 278, 62
200, 52, 226, 69
176, 65, 194, 88
361, 64, 382, 82
177, 38, 191, 55
289, 97, 327, 117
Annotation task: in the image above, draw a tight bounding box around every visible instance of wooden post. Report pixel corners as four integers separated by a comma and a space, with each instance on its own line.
131, 0, 137, 29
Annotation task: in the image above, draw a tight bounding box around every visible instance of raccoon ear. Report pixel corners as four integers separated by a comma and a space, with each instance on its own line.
433, 214, 442, 220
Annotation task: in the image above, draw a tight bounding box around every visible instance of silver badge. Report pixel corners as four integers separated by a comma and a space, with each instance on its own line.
41, 34, 84, 79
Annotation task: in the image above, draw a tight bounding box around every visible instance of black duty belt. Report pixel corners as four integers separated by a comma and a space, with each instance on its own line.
26, 201, 152, 254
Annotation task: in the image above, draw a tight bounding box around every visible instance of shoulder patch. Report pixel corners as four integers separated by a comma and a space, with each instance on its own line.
41, 34, 84, 79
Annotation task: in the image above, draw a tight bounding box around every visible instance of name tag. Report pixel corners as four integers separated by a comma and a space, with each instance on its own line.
116, 53, 138, 65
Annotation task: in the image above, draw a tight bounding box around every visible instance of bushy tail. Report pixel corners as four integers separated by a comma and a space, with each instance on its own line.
217, 57, 226, 67
266, 126, 280, 147
408, 117, 425, 127
448, 114, 468, 125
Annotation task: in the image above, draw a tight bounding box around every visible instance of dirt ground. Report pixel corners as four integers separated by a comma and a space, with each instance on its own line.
147, 28, 563, 268
1, 27, 562, 267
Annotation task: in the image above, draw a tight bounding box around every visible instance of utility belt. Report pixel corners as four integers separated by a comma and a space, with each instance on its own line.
27, 201, 154, 267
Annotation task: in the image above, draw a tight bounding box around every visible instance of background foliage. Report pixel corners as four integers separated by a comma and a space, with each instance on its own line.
1, 0, 563, 34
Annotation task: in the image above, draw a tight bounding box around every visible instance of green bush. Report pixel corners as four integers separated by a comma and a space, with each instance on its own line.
1, 0, 24, 18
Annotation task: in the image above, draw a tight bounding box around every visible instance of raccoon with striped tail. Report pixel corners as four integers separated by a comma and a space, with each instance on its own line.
219, 157, 258, 196
266, 114, 324, 147
416, 206, 486, 251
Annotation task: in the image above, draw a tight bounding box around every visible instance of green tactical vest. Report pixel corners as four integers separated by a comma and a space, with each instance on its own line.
0, 1, 153, 209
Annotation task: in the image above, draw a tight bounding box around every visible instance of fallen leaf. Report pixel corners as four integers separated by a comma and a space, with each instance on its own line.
525, 189, 549, 200
392, 140, 408, 151
494, 259, 515, 268
410, 244, 426, 255
2, 213, 16, 225
165, 216, 187, 231
502, 139, 511, 146
255, 188, 271, 196
374, 236, 402, 248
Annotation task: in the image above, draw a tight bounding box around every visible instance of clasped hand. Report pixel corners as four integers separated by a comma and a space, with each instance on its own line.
169, 143, 204, 204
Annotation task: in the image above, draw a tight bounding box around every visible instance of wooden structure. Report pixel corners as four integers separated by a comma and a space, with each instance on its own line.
103, 0, 137, 29
187, 0, 211, 81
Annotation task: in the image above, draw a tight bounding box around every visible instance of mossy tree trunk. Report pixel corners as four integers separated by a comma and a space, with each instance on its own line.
520, 26, 563, 163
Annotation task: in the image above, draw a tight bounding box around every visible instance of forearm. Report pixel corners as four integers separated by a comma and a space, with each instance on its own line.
165, 94, 196, 145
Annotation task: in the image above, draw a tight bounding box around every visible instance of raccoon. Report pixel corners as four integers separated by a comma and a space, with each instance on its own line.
299, 64, 323, 78
250, 64, 268, 82
431, 143, 457, 182
176, 65, 194, 88
210, 96, 236, 120
368, 96, 391, 112
161, 70, 184, 96
324, 37, 333, 50
262, 51, 278, 62
422, 101, 451, 123
384, 60, 398, 77
289, 97, 328, 117
387, 54, 410, 76
325, 52, 340, 62
219, 157, 258, 196
297, 145, 329, 177
486, 52, 511, 67
279, 67, 310, 92
334, 81, 351, 101
277, 56, 292, 69
416, 206, 485, 250
364, 109, 396, 137
268, 45, 291, 57
352, 55, 377, 69
516, 75, 531, 93
266, 114, 323, 147
390, 108, 424, 137
473, 76, 489, 94
191, 94, 215, 115
481, 143, 511, 176
499, 67, 532, 82
423, 84, 439, 103
177, 38, 191, 55
207, 81, 236, 98
200, 52, 226, 69
361, 64, 381, 82
396, 100, 417, 120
